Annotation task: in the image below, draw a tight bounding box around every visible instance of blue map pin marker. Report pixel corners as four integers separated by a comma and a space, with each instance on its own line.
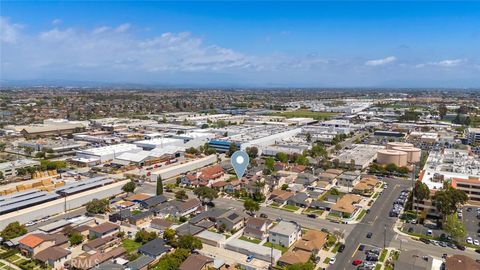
231, 150, 249, 180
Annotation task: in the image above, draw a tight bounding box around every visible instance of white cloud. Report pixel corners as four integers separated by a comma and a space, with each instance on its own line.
114, 23, 130, 33
52, 19, 62, 25
0, 17, 22, 43
415, 59, 466, 68
92, 26, 111, 34
365, 56, 397, 66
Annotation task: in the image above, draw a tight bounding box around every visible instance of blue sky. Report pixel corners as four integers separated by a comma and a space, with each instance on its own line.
1, 1, 479, 87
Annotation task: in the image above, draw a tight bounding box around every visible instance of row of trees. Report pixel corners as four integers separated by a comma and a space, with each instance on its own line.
369, 163, 409, 175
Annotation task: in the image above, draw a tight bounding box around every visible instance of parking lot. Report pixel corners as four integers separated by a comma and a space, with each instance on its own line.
463, 206, 480, 242
350, 243, 383, 269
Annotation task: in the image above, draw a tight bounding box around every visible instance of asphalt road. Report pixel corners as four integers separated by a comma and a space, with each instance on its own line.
330, 178, 409, 270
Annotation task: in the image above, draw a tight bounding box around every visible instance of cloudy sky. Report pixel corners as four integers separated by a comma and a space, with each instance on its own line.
1, 1, 480, 87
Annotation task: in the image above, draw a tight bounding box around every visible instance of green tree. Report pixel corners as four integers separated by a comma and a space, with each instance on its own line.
85, 199, 109, 214
433, 185, 468, 218
227, 142, 238, 157
23, 146, 34, 156
163, 228, 177, 246
414, 181, 430, 202
122, 181, 136, 195
135, 230, 157, 244
69, 232, 84, 246
1, 222, 27, 240
265, 157, 275, 171
175, 190, 188, 201
385, 163, 398, 173
156, 175, 163, 195
243, 198, 260, 213
443, 214, 466, 242
281, 184, 289, 190
193, 186, 218, 203
152, 248, 190, 270
276, 152, 288, 163
246, 146, 258, 159
185, 147, 199, 155
177, 234, 203, 250
295, 155, 309, 166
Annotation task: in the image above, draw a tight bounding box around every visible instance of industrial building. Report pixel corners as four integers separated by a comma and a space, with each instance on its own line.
150, 155, 217, 181
73, 143, 142, 164
133, 138, 185, 150
0, 159, 41, 178
208, 125, 302, 154
112, 146, 184, 166
336, 144, 385, 170
377, 149, 408, 167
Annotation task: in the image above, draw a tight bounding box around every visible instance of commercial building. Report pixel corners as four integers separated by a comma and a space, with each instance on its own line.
0, 159, 40, 178
133, 138, 185, 150
451, 177, 480, 203
150, 155, 217, 181
467, 127, 480, 145
74, 143, 142, 164
336, 144, 385, 170
7, 123, 86, 138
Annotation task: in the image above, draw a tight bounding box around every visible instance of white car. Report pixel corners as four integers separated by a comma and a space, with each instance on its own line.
466, 237, 473, 244
329, 257, 336, 265
474, 239, 480, 246
458, 212, 463, 218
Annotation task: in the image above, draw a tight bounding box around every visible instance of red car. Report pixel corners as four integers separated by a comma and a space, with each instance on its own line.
352, 260, 363, 266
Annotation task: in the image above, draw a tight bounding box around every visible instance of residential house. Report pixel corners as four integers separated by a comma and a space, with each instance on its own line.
70, 247, 125, 270
330, 194, 362, 218
293, 230, 328, 254
138, 238, 171, 260
109, 209, 134, 223
337, 171, 361, 188
224, 180, 241, 193
150, 218, 174, 231
217, 210, 245, 232
82, 236, 118, 252
278, 249, 312, 266
268, 221, 301, 247
243, 218, 272, 240
296, 173, 317, 186
269, 189, 294, 205
176, 198, 202, 217
128, 210, 154, 226
211, 180, 228, 191
89, 222, 119, 239
180, 254, 214, 270
287, 192, 310, 208
125, 193, 152, 203
291, 165, 306, 173
18, 234, 68, 257
33, 246, 71, 270
318, 172, 337, 184
126, 255, 155, 270
140, 195, 168, 209
274, 162, 287, 171
352, 177, 379, 196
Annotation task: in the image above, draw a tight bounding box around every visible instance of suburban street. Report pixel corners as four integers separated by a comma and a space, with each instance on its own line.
330, 178, 409, 270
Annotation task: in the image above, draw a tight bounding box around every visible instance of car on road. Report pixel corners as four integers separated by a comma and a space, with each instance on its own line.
358, 244, 365, 251
457, 245, 465, 250
474, 239, 480, 246
329, 257, 336, 264
307, 214, 317, 218
420, 238, 430, 244
259, 213, 268, 218
366, 232, 373, 238
475, 249, 480, 254
338, 244, 345, 252
246, 255, 254, 262
353, 260, 363, 266
427, 229, 433, 236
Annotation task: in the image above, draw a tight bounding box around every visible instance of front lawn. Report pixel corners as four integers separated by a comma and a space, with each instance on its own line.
123, 239, 142, 252
263, 242, 288, 254
283, 205, 300, 211
239, 236, 261, 244
323, 257, 331, 264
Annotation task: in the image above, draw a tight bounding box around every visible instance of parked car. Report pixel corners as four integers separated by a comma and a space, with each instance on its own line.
246, 255, 254, 262
358, 244, 365, 251
338, 244, 345, 253
366, 232, 373, 238
353, 260, 363, 266
329, 257, 336, 265
259, 213, 268, 218
307, 214, 317, 219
